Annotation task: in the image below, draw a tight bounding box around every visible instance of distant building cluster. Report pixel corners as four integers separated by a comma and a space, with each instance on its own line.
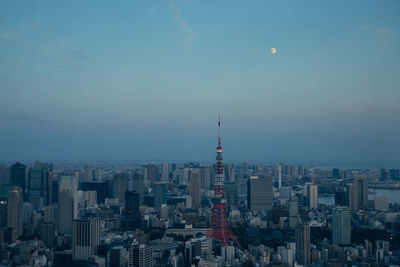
0, 158, 399, 266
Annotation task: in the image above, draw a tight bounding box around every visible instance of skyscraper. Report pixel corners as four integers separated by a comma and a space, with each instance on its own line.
296, 223, 310, 266
348, 183, 358, 211
113, 173, 128, 205
59, 173, 78, 219
7, 186, 23, 236
147, 164, 159, 188
332, 206, 351, 245
125, 191, 141, 229
161, 162, 169, 182
132, 173, 145, 205
153, 181, 167, 209
28, 167, 52, 208
10, 162, 26, 200
247, 175, 273, 212
72, 218, 100, 261
288, 196, 298, 229
129, 242, 153, 267
354, 174, 368, 210
307, 184, 318, 210
41, 222, 54, 248
58, 190, 74, 235
189, 170, 201, 209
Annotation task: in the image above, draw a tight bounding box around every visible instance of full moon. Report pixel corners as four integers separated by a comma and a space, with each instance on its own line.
270, 48, 277, 55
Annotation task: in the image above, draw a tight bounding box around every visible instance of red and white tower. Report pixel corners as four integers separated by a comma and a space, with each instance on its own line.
207, 114, 240, 247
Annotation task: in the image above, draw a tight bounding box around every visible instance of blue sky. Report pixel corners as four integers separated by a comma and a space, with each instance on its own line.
0, 1, 399, 166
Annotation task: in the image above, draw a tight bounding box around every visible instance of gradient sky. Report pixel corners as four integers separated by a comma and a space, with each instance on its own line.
1, 1, 399, 166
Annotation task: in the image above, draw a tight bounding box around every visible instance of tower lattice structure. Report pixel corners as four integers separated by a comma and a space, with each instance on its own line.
206, 115, 240, 247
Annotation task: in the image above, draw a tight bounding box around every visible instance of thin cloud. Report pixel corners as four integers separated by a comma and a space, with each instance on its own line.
169, 0, 197, 43
0, 33, 18, 41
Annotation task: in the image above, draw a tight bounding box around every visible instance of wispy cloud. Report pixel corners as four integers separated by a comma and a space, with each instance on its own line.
0, 23, 40, 42
0, 32, 18, 41
360, 24, 393, 46
169, 0, 197, 44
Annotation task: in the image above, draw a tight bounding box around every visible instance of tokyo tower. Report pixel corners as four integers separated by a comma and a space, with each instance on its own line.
207, 114, 240, 248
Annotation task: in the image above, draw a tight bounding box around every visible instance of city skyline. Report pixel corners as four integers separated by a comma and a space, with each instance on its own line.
1, 1, 400, 165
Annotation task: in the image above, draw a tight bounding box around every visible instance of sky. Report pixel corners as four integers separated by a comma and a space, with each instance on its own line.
0, 1, 399, 167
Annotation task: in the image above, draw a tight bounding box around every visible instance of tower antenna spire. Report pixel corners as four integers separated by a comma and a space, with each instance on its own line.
218, 113, 221, 146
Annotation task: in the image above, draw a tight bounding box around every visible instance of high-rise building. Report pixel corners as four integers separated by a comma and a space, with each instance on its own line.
288, 196, 298, 229
278, 165, 282, 189
28, 167, 52, 208
124, 191, 140, 229
59, 174, 78, 219
389, 169, 400, 180
41, 222, 54, 248
335, 188, 348, 206
307, 184, 318, 210
132, 173, 145, 205
295, 223, 310, 266
10, 162, 26, 200
161, 162, 169, 182
113, 173, 128, 205
83, 163, 92, 182
332, 168, 341, 179
247, 175, 273, 212
200, 167, 212, 189
189, 170, 201, 209
129, 243, 153, 267
380, 168, 388, 181
107, 246, 128, 267
348, 183, 358, 211
224, 164, 235, 183
153, 181, 167, 209
72, 218, 100, 261
7, 186, 23, 236
332, 206, 351, 245
81, 181, 109, 204
224, 182, 237, 211
147, 164, 159, 188
58, 190, 74, 235
354, 174, 368, 210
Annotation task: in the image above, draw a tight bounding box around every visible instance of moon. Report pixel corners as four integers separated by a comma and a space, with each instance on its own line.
270, 48, 277, 55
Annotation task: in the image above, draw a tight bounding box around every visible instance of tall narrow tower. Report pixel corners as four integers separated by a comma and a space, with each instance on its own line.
207, 115, 240, 247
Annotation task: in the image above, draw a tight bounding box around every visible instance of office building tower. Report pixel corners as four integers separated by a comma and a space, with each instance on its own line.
81, 181, 109, 204
247, 175, 273, 212
288, 196, 298, 229
307, 184, 318, 210
296, 223, 310, 266
59, 174, 78, 219
380, 168, 388, 181
224, 182, 237, 211
10, 162, 26, 200
83, 163, 92, 182
332, 206, 351, 245
125, 191, 141, 229
72, 218, 100, 261
81, 190, 97, 207
335, 188, 348, 206
58, 190, 74, 235
113, 173, 128, 205
389, 169, 400, 180
161, 162, 169, 181
189, 170, 201, 209
374, 196, 388, 211
0, 201, 7, 230
44, 205, 57, 223
200, 167, 212, 189
278, 165, 282, 189
224, 164, 235, 183
354, 174, 368, 210
107, 246, 128, 267
0, 164, 9, 186
129, 243, 153, 267
153, 181, 167, 209
7, 186, 23, 236
348, 184, 358, 211
28, 167, 52, 208
332, 168, 341, 179
147, 164, 159, 187
132, 173, 145, 205
41, 222, 54, 248
23, 202, 33, 224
